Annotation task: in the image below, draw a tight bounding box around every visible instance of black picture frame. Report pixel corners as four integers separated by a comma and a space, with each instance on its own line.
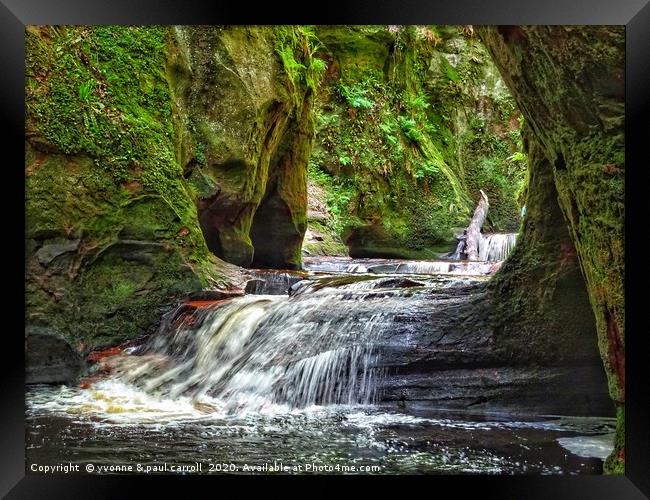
2, 1, 648, 497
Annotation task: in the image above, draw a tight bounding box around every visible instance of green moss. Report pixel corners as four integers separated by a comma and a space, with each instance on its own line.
166, 26, 318, 270
25, 26, 228, 349
489, 128, 598, 363
303, 220, 348, 256
479, 28, 625, 472
308, 26, 523, 256
603, 405, 625, 474
273, 26, 327, 95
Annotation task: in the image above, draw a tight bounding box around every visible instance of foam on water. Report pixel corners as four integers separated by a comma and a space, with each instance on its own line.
557, 434, 615, 460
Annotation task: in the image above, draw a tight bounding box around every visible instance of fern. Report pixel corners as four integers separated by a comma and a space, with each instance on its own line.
338, 82, 374, 110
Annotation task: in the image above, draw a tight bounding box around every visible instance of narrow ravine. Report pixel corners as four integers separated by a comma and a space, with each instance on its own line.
24, 25, 625, 475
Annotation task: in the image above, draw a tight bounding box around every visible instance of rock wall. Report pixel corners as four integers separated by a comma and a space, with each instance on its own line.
490, 127, 600, 365
168, 26, 318, 269
25, 26, 322, 353
376, 283, 611, 418
308, 26, 526, 258
478, 25, 625, 473
25, 26, 235, 351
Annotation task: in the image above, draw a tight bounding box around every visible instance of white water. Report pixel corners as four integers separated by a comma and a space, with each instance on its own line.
478, 233, 518, 262
26, 258, 615, 474
106, 292, 399, 414
303, 258, 496, 276
557, 434, 615, 460
246, 270, 305, 295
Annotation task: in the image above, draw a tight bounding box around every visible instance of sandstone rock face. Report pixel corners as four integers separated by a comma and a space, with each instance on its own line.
168, 26, 317, 270
478, 26, 625, 473
490, 128, 599, 366
25, 27, 235, 350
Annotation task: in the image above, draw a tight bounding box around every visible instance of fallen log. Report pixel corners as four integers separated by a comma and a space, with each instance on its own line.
465, 190, 489, 261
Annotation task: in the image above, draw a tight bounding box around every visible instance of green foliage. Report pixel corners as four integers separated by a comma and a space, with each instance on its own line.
406, 93, 430, 111
195, 140, 206, 166
308, 57, 328, 87
326, 182, 358, 234
277, 44, 307, 87
398, 116, 423, 143
308, 160, 359, 235
78, 80, 95, 101
440, 56, 460, 82
338, 154, 352, 166
26, 25, 221, 281
379, 121, 399, 145
413, 160, 439, 179
508, 151, 527, 163
27, 26, 174, 186
307, 25, 526, 255
274, 26, 327, 94
308, 158, 333, 186
338, 81, 374, 109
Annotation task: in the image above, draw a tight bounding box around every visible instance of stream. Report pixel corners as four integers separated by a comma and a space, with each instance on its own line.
26, 246, 615, 475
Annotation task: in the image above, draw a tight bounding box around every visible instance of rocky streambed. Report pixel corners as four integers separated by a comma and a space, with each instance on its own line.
26, 256, 614, 474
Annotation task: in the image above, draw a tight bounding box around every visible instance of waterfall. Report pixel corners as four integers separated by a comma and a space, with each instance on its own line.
110, 292, 397, 413
478, 233, 518, 262
303, 258, 494, 276
91, 253, 508, 416
451, 238, 466, 260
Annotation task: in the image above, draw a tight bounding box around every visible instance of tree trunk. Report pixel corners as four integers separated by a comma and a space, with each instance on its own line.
466, 190, 489, 261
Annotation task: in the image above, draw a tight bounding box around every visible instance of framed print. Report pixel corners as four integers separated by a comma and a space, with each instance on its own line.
1, 0, 648, 497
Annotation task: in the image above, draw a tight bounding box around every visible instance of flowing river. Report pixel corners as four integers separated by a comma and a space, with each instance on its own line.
26, 250, 615, 475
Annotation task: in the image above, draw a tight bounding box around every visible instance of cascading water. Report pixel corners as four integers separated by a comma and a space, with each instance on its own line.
478, 233, 518, 262
447, 232, 518, 263
245, 270, 306, 295
26, 258, 614, 474
302, 257, 496, 275
109, 290, 397, 413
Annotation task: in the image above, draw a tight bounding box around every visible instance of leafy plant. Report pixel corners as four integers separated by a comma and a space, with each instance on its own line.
414, 160, 439, 179
276, 43, 306, 88
274, 26, 326, 94
339, 154, 352, 166
338, 82, 374, 109
78, 80, 95, 101
440, 56, 460, 82
379, 122, 399, 146
507, 151, 528, 163
407, 93, 430, 112
308, 159, 333, 186
307, 57, 328, 89
398, 116, 423, 143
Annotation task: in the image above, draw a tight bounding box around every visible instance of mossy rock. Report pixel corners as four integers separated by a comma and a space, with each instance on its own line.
170, 26, 317, 270
25, 26, 230, 350
308, 25, 525, 258
479, 26, 625, 471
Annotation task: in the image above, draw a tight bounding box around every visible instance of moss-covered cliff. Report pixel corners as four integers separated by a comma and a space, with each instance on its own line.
478, 25, 625, 474
168, 26, 320, 269
25, 26, 327, 350
25, 26, 237, 350
307, 26, 526, 258
490, 126, 600, 363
